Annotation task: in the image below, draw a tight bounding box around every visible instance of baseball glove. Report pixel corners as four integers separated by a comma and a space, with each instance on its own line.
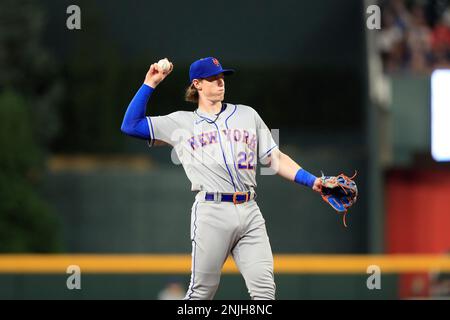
320, 171, 358, 227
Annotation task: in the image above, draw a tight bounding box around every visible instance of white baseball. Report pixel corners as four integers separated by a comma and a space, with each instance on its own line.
157, 58, 170, 72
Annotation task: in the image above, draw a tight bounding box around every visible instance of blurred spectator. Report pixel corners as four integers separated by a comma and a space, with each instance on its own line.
157, 278, 186, 300
429, 250, 450, 299
405, 3, 432, 73
378, 8, 408, 73
391, 0, 412, 30
430, 271, 450, 298
378, 0, 450, 74
431, 8, 450, 68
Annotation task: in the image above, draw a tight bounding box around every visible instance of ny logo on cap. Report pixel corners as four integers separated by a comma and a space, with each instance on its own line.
212, 58, 220, 66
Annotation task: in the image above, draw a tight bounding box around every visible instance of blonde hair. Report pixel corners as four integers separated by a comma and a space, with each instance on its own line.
184, 83, 199, 103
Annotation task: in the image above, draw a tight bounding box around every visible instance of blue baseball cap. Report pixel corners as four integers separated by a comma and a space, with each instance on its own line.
189, 57, 234, 82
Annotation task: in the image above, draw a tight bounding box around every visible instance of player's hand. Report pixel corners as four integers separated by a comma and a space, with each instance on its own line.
144, 61, 174, 88
312, 177, 322, 193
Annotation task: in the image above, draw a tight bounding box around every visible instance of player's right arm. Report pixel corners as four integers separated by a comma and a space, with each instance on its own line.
120, 62, 173, 139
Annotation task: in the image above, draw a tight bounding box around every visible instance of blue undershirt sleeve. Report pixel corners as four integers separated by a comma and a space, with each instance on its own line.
120, 84, 154, 140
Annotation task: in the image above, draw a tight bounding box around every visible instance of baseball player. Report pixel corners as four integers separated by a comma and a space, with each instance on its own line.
121, 57, 323, 300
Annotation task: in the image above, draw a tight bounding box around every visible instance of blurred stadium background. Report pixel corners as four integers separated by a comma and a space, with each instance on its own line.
0, 0, 450, 299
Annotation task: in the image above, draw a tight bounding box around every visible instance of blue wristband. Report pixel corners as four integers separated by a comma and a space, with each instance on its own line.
294, 168, 317, 188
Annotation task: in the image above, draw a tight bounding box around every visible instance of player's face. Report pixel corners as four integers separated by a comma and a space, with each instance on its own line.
199, 73, 225, 102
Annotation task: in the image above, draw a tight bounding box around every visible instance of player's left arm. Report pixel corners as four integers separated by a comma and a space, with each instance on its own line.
267, 148, 322, 192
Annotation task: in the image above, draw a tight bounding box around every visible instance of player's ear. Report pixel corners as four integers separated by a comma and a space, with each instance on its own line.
193, 79, 202, 90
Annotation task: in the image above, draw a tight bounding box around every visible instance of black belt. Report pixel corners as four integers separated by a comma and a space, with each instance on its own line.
205, 191, 254, 204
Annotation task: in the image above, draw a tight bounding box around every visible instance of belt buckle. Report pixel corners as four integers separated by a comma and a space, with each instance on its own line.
233, 192, 249, 204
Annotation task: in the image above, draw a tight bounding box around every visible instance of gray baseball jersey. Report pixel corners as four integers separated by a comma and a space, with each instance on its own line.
146, 103, 277, 300
146, 103, 278, 193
